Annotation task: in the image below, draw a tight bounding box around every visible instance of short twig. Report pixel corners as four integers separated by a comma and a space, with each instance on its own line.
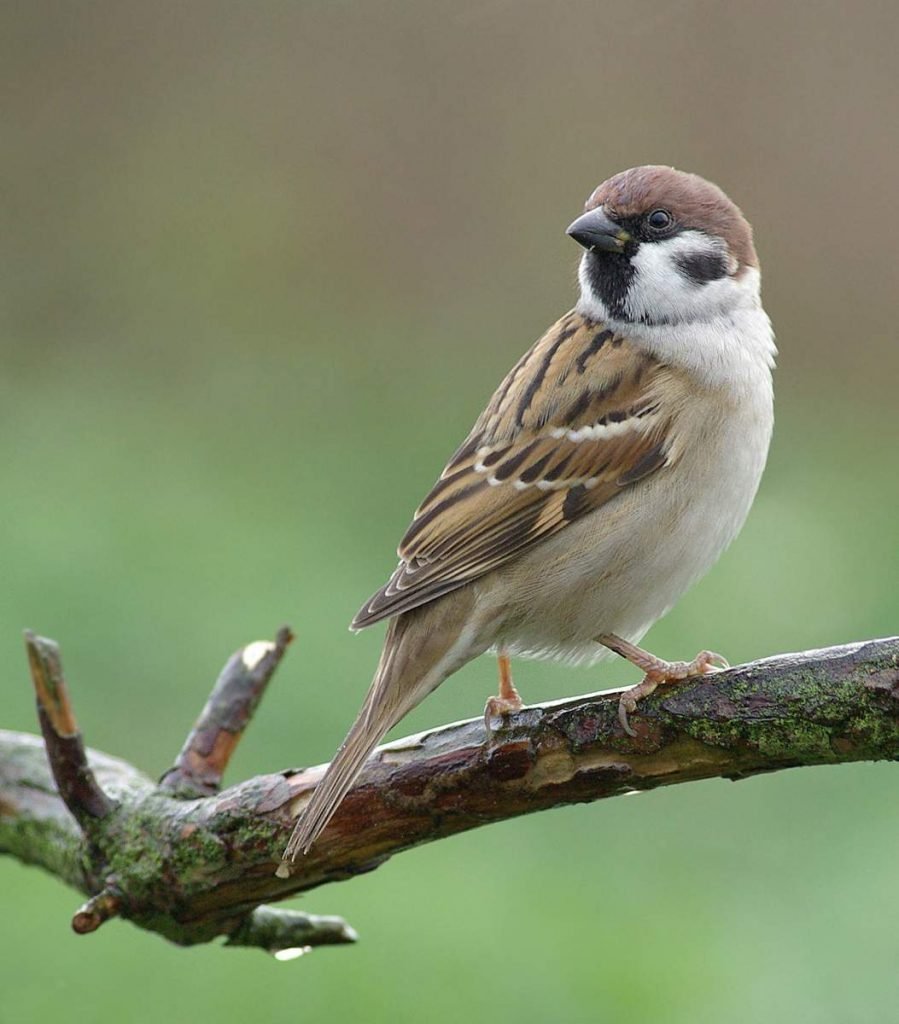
72, 888, 121, 934
160, 626, 294, 798
224, 905, 358, 955
24, 630, 114, 827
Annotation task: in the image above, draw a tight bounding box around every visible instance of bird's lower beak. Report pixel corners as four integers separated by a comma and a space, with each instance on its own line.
566, 207, 631, 253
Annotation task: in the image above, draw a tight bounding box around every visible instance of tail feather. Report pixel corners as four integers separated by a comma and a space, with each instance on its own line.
284, 616, 436, 860
282, 703, 389, 860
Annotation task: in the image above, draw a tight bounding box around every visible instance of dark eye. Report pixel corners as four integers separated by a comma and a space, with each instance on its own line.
646, 209, 673, 231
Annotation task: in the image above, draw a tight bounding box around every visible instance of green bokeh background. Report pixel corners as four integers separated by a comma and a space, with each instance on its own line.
3, 3, 898, 1021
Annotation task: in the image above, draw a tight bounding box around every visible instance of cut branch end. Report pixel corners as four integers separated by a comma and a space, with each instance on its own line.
23, 630, 115, 825
72, 889, 121, 934
160, 626, 294, 798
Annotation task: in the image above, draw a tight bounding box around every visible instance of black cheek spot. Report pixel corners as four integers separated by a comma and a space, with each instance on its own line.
674, 251, 728, 285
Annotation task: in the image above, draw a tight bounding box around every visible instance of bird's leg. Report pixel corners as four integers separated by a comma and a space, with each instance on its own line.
483, 648, 523, 729
597, 633, 728, 738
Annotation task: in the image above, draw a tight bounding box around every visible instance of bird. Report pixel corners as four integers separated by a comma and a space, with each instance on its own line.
283, 165, 776, 863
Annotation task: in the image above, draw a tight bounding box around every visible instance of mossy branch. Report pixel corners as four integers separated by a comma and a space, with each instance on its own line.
1, 631, 898, 957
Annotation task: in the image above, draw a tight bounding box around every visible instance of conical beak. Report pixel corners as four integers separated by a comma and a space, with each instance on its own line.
566, 207, 631, 253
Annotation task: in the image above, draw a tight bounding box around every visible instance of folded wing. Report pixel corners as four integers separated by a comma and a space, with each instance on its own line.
352, 311, 678, 629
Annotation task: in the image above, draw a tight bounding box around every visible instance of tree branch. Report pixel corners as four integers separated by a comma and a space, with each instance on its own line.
2, 632, 898, 955
24, 630, 116, 826
159, 626, 293, 798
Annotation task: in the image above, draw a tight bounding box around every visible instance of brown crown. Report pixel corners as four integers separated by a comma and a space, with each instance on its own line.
586, 166, 757, 270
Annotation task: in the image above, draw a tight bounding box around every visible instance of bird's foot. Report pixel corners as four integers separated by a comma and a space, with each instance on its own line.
483, 692, 524, 730
597, 634, 728, 737
484, 648, 524, 731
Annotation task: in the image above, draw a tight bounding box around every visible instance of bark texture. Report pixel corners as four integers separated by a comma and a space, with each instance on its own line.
1, 632, 898, 955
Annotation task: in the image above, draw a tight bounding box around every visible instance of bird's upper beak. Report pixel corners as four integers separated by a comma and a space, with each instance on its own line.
566, 207, 631, 253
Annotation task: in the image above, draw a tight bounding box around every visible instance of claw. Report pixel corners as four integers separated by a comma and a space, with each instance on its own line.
701, 651, 730, 672
602, 635, 730, 737
484, 694, 524, 732
618, 695, 638, 737
484, 648, 524, 731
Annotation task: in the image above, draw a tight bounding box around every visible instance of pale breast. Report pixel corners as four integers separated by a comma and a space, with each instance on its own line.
480, 379, 773, 665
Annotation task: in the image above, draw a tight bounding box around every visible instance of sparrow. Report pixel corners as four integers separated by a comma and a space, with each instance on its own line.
283, 165, 776, 862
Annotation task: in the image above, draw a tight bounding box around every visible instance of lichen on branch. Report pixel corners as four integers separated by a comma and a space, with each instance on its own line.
1, 631, 898, 955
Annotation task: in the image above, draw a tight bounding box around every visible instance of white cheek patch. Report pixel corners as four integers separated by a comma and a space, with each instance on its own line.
624, 231, 740, 325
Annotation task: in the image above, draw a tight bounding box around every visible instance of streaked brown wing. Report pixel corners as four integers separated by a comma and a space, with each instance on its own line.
352, 311, 677, 629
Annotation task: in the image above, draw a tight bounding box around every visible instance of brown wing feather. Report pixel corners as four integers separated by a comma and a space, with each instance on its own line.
352, 311, 676, 629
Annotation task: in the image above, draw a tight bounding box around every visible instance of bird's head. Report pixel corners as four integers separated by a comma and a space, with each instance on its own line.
567, 166, 759, 329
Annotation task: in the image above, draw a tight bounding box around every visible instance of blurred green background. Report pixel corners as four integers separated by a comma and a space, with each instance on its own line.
2, 2, 898, 1021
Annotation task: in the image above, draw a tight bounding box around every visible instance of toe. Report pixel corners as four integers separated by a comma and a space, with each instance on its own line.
618, 698, 637, 737
696, 651, 730, 673
484, 695, 523, 731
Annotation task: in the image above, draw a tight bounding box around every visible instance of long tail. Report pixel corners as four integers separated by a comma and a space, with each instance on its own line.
283, 612, 451, 861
